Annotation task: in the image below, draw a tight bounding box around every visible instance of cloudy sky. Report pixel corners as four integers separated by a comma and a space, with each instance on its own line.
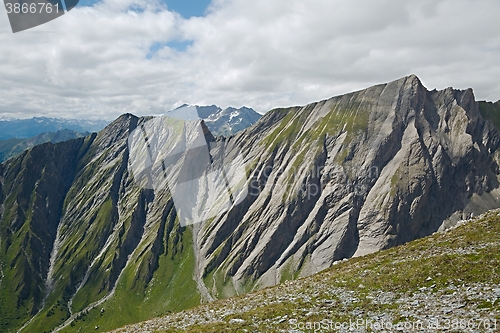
1, 0, 500, 120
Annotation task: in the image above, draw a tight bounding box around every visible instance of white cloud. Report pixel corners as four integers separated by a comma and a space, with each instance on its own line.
1, 0, 500, 120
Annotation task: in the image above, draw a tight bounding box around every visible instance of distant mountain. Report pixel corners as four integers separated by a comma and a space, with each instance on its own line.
171, 104, 261, 136
0, 117, 109, 140
0, 129, 88, 163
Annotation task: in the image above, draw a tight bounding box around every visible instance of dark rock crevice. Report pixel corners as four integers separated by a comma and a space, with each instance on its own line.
109, 189, 153, 291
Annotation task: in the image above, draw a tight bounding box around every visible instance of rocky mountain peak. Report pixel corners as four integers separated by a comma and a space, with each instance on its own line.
92, 113, 139, 150
405, 73, 423, 85
169, 104, 261, 136
1, 76, 500, 333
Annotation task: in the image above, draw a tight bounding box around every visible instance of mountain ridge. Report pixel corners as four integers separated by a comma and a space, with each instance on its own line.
1, 75, 500, 332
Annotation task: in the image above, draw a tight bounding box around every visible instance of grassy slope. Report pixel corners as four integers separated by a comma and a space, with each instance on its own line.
1, 137, 201, 332
111, 210, 500, 332
60, 227, 200, 333
22, 220, 201, 333
479, 101, 500, 130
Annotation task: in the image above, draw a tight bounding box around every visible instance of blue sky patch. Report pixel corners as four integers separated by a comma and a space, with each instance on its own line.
163, 0, 212, 18
75, 0, 99, 7
73, 0, 212, 18
166, 40, 193, 52
126, 4, 146, 13
147, 40, 193, 58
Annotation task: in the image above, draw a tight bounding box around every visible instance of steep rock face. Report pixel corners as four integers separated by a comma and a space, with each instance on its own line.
0, 75, 499, 333
0, 138, 85, 329
194, 75, 500, 294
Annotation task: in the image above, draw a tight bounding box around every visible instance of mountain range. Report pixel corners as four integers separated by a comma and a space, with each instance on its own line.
0, 106, 260, 164
171, 104, 262, 136
0, 130, 89, 163
1, 75, 500, 332
0, 117, 109, 141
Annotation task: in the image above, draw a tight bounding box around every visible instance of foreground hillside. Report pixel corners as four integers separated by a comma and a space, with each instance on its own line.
112, 211, 500, 333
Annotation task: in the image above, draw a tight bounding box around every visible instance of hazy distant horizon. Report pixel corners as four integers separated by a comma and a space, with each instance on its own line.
1, 0, 500, 120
